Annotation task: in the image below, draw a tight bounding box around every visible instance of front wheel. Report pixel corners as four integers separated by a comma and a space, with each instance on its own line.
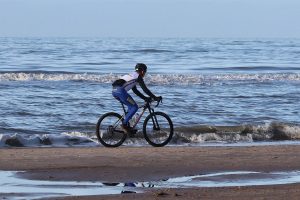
143, 112, 173, 147
96, 112, 127, 147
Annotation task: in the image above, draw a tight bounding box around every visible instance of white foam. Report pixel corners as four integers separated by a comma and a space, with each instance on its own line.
1, 122, 300, 147
0, 72, 299, 84
250, 122, 300, 140
0, 133, 98, 147
173, 132, 253, 144
172, 122, 300, 144
0, 72, 119, 82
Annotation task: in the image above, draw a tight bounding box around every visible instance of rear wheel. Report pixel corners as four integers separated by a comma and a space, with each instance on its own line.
143, 112, 173, 147
96, 112, 127, 147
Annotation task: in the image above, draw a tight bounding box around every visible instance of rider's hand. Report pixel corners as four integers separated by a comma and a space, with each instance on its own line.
154, 96, 162, 102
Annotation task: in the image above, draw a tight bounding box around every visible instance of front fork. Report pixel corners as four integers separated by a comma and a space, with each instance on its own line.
148, 107, 160, 131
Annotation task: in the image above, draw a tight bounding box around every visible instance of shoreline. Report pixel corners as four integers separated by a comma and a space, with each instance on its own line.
1, 146, 300, 199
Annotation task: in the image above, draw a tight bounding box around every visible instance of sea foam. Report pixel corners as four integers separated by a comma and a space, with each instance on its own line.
0, 72, 299, 85
0, 133, 97, 147
1, 122, 299, 147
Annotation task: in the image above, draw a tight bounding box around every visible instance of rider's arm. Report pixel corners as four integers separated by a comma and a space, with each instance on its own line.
132, 86, 147, 100
137, 76, 156, 99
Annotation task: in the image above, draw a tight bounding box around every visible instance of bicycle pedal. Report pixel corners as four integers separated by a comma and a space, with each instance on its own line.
128, 129, 138, 138
131, 129, 138, 134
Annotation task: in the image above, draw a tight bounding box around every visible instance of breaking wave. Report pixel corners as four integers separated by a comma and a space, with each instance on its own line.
1, 122, 300, 147
0, 132, 97, 148
0, 72, 299, 85
173, 122, 300, 144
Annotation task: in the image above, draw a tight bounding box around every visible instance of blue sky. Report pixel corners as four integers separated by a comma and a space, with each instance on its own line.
0, 0, 300, 38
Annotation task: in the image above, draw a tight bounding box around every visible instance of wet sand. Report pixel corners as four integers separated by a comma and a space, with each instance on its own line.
1, 145, 300, 199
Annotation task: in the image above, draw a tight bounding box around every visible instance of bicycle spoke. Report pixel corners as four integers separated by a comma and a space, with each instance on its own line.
96, 112, 127, 147
143, 112, 173, 147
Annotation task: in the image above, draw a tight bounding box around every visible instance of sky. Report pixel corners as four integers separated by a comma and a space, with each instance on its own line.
0, 0, 300, 38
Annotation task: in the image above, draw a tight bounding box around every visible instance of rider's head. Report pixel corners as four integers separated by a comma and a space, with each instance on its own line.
135, 63, 147, 77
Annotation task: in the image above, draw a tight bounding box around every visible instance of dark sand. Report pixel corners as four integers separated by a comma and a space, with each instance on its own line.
1, 145, 300, 199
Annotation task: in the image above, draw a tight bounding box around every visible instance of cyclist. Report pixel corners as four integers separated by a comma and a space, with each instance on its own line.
112, 63, 162, 133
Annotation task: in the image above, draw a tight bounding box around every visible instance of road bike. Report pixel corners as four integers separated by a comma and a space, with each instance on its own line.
96, 99, 173, 147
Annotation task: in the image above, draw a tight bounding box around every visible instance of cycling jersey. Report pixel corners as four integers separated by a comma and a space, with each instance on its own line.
120, 72, 139, 91
112, 71, 156, 99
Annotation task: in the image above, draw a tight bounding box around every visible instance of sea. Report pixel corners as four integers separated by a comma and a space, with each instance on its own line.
0, 37, 299, 147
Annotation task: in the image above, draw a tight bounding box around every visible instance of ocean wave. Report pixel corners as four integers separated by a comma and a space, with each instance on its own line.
109, 48, 174, 53
196, 66, 300, 71
0, 72, 299, 84
0, 72, 119, 83
1, 122, 299, 147
173, 122, 300, 143
0, 132, 97, 147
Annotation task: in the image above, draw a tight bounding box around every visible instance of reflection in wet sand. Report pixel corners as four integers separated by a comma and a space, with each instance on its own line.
1, 170, 300, 199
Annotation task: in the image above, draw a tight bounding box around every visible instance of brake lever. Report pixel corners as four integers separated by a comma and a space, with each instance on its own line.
155, 98, 163, 107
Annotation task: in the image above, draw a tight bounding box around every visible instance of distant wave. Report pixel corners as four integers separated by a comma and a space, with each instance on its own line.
109, 48, 174, 53
0, 72, 119, 83
0, 72, 299, 84
146, 73, 300, 84
1, 122, 299, 147
194, 66, 300, 71
74, 62, 116, 66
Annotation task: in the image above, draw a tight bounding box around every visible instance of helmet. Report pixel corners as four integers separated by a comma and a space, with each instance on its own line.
135, 63, 147, 73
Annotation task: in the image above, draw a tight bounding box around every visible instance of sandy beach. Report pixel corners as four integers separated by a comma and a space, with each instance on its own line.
1, 145, 300, 199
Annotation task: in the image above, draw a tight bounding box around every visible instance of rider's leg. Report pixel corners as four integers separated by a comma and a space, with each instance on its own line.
122, 94, 138, 126
112, 87, 138, 126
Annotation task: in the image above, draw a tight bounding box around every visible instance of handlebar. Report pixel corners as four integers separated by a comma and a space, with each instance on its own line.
144, 97, 163, 108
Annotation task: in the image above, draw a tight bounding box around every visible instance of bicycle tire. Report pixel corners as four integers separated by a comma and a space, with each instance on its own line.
96, 112, 127, 147
143, 112, 173, 147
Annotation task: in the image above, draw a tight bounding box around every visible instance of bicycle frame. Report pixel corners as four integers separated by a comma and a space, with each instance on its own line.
96, 97, 172, 147
117, 101, 161, 130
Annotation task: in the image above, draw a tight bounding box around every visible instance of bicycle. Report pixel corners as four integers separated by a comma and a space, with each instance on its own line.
96, 98, 173, 147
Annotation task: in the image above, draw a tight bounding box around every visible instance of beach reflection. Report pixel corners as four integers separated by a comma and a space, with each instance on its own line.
1, 170, 300, 199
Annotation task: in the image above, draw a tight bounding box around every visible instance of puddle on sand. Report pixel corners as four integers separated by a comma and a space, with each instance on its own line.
159, 171, 300, 187
0, 171, 144, 200
2, 170, 300, 199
